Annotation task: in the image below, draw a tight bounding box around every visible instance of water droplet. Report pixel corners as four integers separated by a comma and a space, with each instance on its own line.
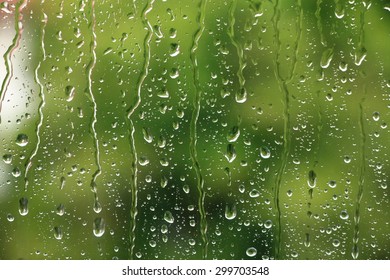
249, 189, 260, 198
139, 156, 149, 166
354, 47, 367, 66
287, 190, 293, 197
260, 146, 271, 159
142, 127, 153, 143
225, 144, 237, 163
344, 156, 351, 164
93, 217, 105, 237
225, 204, 237, 220
340, 210, 349, 220
2, 154, 12, 164
320, 48, 334, 69
170, 43, 180, 57
65, 85, 76, 102
308, 170, 317, 188
164, 211, 174, 224
246, 247, 257, 257
12, 167, 21, 178
332, 239, 340, 247
264, 220, 272, 229
7, 214, 14, 222
227, 126, 240, 142
93, 200, 102, 213
182, 184, 190, 194
328, 180, 337, 188
54, 226, 63, 240
56, 204, 65, 216
16, 134, 29, 147
372, 111, 380, 121
19, 197, 29, 216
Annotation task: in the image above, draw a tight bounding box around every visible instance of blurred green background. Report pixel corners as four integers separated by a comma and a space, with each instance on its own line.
0, 0, 389, 259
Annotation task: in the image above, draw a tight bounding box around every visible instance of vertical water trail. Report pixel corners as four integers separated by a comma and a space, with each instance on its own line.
86, 0, 102, 212
24, 5, 48, 191
353, 89, 366, 259
315, 0, 326, 47
0, 0, 28, 124
271, 0, 302, 259
227, 0, 247, 103
352, 3, 367, 260
127, 0, 155, 259
189, 0, 208, 260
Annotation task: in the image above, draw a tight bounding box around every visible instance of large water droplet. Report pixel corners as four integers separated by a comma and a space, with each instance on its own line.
16, 134, 29, 147
225, 144, 237, 163
308, 170, 317, 188
246, 247, 257, 257
164, 211, 174, 224
19, 197, 29, 216
54, 226, 63, 240
340, 210, 349, 220
225, 204, 237, 220
227, 126, 240, 142
260, 146, 271, 159
2, 154, 12, 164
93, 217, 105, 237
320, 48, 334, 69
65, 85, 76, 102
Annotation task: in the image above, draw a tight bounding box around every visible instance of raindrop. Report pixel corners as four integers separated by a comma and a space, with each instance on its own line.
56, 204, 65, 216
225, 144, 237, 163
320, 48, 334, 69
227, 126, 240, 142
19, 197, 29, 216
340, 210, 349, 220
2, 154, 12, 164
264, 220, 272, 229
332, 239, 340, 247
93, 217, 105, 237
7, 214, 14, 222
308, 170, 317, 188
249, 189, 260, 198
65, 86, 76, 102
164, 211, 174, 224
260, 146, 271, 159
246, 247, 257, 257
54, 226, 63, 240
16, 134, 29, 147
328, 180, 337, 188
225, 204, 237, 220
372, 112, 380, 121
170, 43, 180, 57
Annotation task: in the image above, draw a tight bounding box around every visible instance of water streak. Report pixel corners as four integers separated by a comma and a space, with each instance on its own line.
189, 0, 208, 259
315, 0, 326, 47
86, 0, 102, 212
24, 6, 48, 191
127, 0, 155, 259
0, 0, 28, 124
271, 0, 302, 259
227, 0, 247, 103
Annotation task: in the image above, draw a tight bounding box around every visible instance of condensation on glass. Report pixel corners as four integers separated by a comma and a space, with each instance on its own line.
0, 0, 389, 260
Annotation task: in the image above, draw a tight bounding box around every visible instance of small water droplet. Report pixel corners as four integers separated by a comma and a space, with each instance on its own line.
354, 47, 367, 66
56, 204, 65, 216
93, 217, 105, 237
332, 239, 340, 247
225, 204, 237, 220
225, 144, 237, 163
16, 134, 29, 147
164, 211, 174, 224
65, 86, 76, 102
264, 220, 272, 229
372, 111, 380, 121
340, 210, 349, 220
320, 48, 334, 69
12, 167, 21, 178
19, 197, 29, 216
308, 170, 317, 188
170, 43, 180, 57
328, 180, 337, 188
227, 126, 240, 142
7, 214, 14, 222
54, 226, 63, 240
246, 247, 257, 257
249, 189, 260, 198
2, 154, 12, 164
260, 146, 271, 159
